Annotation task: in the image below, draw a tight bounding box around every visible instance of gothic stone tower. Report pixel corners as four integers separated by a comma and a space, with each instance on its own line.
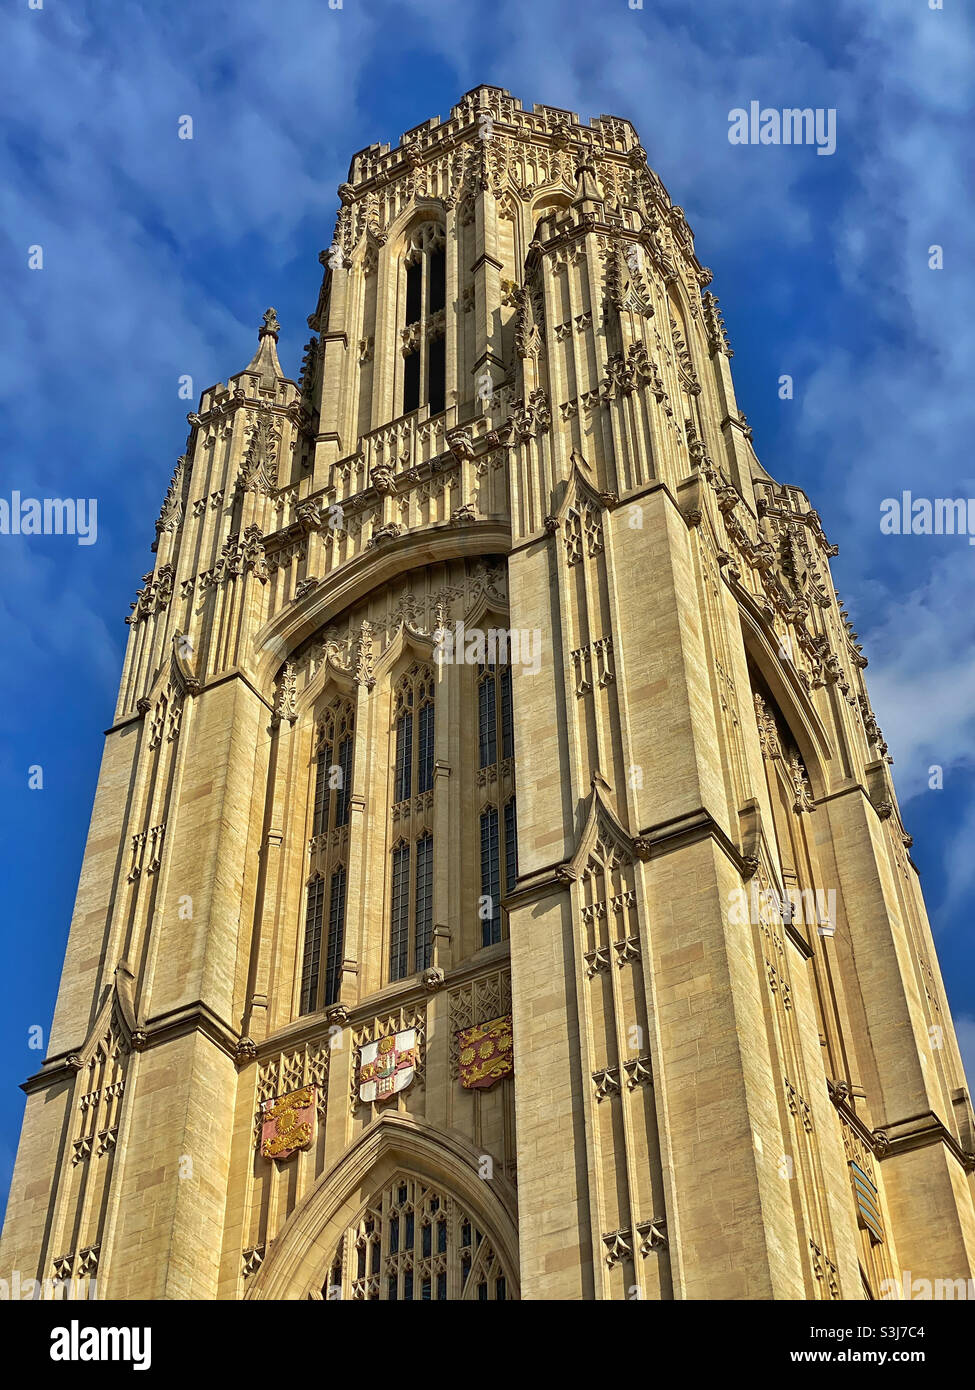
4, 86, 975, 1302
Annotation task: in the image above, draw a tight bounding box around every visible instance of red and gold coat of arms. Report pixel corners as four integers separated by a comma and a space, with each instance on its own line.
457, 1014, 514, 1090
260, 1085, 316, 1160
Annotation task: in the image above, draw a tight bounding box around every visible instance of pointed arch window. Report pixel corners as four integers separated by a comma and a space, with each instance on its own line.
393, 664, 435, 807
401, 222, 447, 417
300, 876, 326, 1014
322, 1174, 517, 1301
390, 663, 436, 980
390, 842, 412, 981
477, 658, 514, 770
478, 671, 497, 769
301, 695, 355, 1015
313, 698, 355, 838
389, 831, 434, 980
475, 651, 517, 948
323, 865, 347, 1006
300, 866, 348, 1015
480, 806, 502, 947
479, 798, 518, 948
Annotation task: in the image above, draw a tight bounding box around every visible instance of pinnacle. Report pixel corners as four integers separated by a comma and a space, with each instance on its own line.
241, 306, 284, 388
259, 306, 280, 340
572, 161, 604, 210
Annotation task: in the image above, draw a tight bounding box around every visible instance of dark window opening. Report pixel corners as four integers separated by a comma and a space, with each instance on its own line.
427, 338, 445, 415
405, 260, 422, 323
390, 844, 410, 981
323, 865, 346, 1006
394, 712, 413, 803
500, 667, 514, 760
312, 747, 330, 838
429, 247, 446, 313
417, 702, 435, 793
480, 806, 501, 948
478, 673, 497, 769
335, 735, 353, 827
299, 878, 325, 1014
414, 833, 434, 973
403, 351, 420, 415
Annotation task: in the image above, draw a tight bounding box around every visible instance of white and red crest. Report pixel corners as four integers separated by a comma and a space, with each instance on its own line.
358, 1028, 417, 1103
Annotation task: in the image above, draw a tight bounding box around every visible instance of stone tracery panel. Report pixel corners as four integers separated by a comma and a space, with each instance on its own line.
319, 1172, 515, 1301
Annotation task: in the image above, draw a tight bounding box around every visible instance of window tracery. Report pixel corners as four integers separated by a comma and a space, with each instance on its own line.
390, 663, 436, 980
476, 658, 517, 947
321, 1174, 513, 1301
401, 222, 447, 416
300, 696, 355, 1014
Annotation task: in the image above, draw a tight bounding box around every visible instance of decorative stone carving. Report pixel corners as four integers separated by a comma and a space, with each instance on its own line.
602, 1229, 632, 1268
155, 456, 188, 543
636, 1218, 668, 1255
352, 620, 376, 690
239, 406, 279, 495
368, 522, 402, 546
271, 663, 297, 729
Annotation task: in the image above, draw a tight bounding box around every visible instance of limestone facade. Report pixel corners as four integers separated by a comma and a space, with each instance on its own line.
3, 86, 974, 1301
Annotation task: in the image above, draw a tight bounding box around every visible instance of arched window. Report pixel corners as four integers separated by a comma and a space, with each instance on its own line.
478, 802, 517, 948
300, 697, 355, 1015
390, 664, 436, 980
401, 223, 446, 417
312, 698, 355, 837
475, 657, 516, 947
299, 875, 325, 1014
323, 865, 347, 1006
477, 659, 513, 770
321, 1174, 515, 1301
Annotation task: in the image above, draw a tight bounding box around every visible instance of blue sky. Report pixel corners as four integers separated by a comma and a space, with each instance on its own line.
1, 0, 974, 1213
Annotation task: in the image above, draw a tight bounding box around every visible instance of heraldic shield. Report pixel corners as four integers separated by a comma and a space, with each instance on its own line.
359, 1028, 418, 1103
457, 1015, 514, 1090
260, 1086, 316, 1160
